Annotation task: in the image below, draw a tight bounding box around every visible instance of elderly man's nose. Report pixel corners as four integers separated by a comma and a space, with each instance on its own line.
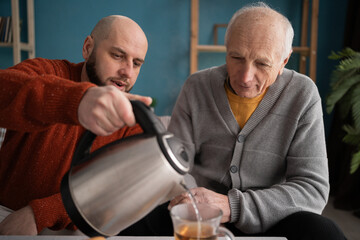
239, 65, 254, 83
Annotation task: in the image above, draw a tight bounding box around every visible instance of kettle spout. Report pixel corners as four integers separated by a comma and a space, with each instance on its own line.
161, 174, 198, 204
160, 179, 187, 204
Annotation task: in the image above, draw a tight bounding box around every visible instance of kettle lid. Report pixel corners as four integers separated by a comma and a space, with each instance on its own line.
130, 100, 190, 174
158, 133, 190, 174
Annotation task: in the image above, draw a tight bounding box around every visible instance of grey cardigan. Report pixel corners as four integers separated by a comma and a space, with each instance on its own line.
168, 65, 329, 233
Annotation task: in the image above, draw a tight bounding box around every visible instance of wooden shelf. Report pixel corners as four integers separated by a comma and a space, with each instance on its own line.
197, 45, 226, 52
0, 41, 34, 51
0, 0, 35, 145
0, 0, 35, 65
190, 0, 319, 82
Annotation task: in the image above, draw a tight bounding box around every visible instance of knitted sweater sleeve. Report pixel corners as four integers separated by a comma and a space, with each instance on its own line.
0, 58, 95, 131
0, 58, 95, 232
29, 193, 75, 232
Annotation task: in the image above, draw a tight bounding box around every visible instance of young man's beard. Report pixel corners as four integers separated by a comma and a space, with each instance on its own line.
85, 51, 133, 92
85, 51, 104, 87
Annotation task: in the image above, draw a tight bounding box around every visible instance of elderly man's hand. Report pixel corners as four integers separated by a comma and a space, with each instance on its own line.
168, 187, 231, 223
0, 205, 37, 235
78, 86, 152, 136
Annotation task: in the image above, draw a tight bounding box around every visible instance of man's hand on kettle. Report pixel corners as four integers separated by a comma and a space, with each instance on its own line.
168, 187, 231, 223
78, 86, 152, 136
0, 205, 37, 235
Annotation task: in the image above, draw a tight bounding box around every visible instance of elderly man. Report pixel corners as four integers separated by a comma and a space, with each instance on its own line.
0, 15, 151, 235
168, 3, 346, 240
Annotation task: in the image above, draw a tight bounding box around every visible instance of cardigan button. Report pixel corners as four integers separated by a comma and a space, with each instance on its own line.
237, 135, 245, 143
230, 165, 238, 173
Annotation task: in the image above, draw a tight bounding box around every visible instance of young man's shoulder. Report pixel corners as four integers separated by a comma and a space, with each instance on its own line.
9, 57, 84, 79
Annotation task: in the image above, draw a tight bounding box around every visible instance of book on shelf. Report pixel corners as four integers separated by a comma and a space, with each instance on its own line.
0, 16, 13, 43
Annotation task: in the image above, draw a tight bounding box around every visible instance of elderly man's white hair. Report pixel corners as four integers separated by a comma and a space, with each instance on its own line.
224, 2, 294, 61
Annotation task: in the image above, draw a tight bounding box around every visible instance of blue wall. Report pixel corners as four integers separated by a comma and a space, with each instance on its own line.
0, 0, 348, 135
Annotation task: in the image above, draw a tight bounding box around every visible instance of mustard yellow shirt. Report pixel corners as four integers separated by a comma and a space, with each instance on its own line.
225, 80, 267, 128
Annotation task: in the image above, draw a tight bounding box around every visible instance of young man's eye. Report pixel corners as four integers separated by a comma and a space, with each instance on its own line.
134, 61, 142, 68
112, 53, 123, 59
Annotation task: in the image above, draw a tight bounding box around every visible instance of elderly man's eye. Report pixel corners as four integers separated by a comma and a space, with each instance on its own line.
232, 56, 246, 63
257, 62, 270, 67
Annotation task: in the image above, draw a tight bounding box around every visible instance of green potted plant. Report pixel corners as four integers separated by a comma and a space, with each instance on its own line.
326, 47, 360, 174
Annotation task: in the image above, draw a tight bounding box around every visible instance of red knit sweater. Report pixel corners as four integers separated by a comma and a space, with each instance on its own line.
0, 58, 143, 233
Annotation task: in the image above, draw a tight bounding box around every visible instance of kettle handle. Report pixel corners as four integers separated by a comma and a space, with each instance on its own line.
71, 100, 167, 166
131, 100, 167, 135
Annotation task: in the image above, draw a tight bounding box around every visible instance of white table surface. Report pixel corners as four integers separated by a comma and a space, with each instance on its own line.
0, 236, 287, 240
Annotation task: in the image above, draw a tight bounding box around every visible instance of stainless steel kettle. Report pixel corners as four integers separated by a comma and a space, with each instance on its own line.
61, 100, 189, 237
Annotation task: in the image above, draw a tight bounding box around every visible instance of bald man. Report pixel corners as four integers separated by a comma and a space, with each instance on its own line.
0, 15, 151, 235
168, 3, 346, 240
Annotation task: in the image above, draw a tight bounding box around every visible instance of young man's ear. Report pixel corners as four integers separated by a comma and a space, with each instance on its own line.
278, 50, 292, 75
82, 36, 95, 61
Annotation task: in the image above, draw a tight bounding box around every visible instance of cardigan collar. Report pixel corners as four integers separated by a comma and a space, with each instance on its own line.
210, 64, 293, 136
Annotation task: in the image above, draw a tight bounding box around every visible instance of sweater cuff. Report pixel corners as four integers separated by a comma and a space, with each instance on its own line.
228, 188, 241, 223
29, 193, 75, 233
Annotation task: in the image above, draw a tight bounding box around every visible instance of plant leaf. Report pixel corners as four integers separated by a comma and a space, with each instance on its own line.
351, 87, 360, 130
342, 124, 358, 134
337, 92, 353, 120
330, 67, 359, 90
337, 57, 360, 71
350, 149, 360, 174
326, 74, 360, 113
327, 48, 360, 174
329, 47, 356, 60
342, 125, 360, 146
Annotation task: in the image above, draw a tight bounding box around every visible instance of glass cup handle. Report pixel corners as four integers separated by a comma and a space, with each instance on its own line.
218, 226, 236, 240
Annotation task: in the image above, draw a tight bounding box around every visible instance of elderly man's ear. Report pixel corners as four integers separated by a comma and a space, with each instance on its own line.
279, 50, 292, 75
82, 36, 95, 61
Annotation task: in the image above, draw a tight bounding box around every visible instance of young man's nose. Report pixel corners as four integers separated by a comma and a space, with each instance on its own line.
118, 60, 134, 78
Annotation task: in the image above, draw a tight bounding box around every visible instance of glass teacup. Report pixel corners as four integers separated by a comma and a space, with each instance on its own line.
170, 203, 235, 240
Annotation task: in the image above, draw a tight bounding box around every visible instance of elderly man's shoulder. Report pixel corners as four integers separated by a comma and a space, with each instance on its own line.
284, 68, 316, 86
281, 68, 320, 103
186, 65, 227, 84
282, 68, 318, 92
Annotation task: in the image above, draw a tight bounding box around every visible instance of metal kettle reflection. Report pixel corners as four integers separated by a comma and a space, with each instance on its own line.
61, 100, 190, 237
